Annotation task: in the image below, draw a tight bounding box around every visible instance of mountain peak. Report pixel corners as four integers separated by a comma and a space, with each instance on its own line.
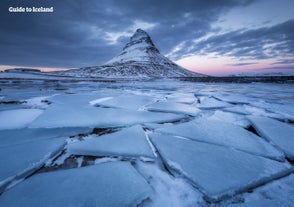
130, 28, 150, 41
63, 29, 206, 78
121, 29, 159, 54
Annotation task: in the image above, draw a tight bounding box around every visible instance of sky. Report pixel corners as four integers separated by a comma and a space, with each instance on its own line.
0, 0, 293, 76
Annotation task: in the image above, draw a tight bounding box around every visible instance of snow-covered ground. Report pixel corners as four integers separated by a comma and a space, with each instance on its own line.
0, 78, 293, 206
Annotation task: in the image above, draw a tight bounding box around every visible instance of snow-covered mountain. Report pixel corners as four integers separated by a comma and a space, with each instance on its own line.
62, 29, 205, 78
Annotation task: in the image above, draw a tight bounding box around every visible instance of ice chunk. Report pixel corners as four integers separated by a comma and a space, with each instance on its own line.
68, 125, 155, 159
0, 162, 153, 207
207, 110, 250, 128
165, 93, 196, 104
194, 97, 232, 109
147, 101, 200, 116
224, 105, 251, 115
0, 137, 66, 193
150, 134, 292, 202
156, 119, 283, 161
0, 127, 91, 147
249, 116, 294, 161
29, 104, 185, 128
0, 109, 43, 130
96, 94, 156, 110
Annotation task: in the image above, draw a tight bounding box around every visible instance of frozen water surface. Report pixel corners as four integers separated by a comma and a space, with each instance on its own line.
0, 127, 91, 147
0, 162, 152, 207
207, 110, 250, 128
249, 116, 294, 161
68, 125, 155, 159
0, 109, 43, 130
156, 119, 284, 161
29, 105, 184, 128
150, 133, 292, 201
0, 79, 293, 206
194, 96, 232, 109
96, 94, 156, 110
0, 137, 66, 193
147, 101, 200, 116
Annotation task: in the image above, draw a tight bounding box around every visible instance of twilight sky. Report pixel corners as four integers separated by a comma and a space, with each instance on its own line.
0, 0, 293, 75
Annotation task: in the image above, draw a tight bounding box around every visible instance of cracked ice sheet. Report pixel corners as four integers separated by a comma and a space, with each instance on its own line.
250, 100, 294, 121
29, 103, 185, 128
150, 134, 292, 202
155, 119, 283, 161
249, 116, 294, 161
0, 127, 91, 147
213, 94, 253, 104
0, 137, 66, 193
194, 97, 232, 109
68, 125, 155, 159
0, 109, 43, 130
94, 94, 156, 110
146, 101, 200, 116
0, 162, 153, 207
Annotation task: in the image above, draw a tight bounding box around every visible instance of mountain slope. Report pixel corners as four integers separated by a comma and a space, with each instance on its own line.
62, 29, 205, 78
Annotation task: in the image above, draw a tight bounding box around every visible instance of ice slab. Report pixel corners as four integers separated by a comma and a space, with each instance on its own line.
194, 97, 232, 109
0, 109, 43, 130
207, 110, 250, 128
0, 137, 66, 193
147, 101, 200, 116
223, 105, 252, 115
0, 162, 153, 207
29, 104, 184, 128
165, 93, 196, 104
150, 134, 292, 202
249, 116, 294, 161
251, 101, 294, 121
96, 94, 156, 110
0, 127, 91, 147
156, 119, 283, 161
68, 125, 155, 159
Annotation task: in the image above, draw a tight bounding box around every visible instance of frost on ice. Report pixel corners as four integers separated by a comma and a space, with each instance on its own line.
0, 162, 153, 207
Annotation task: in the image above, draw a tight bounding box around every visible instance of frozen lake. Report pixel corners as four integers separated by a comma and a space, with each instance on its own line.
0, 78, 293, 206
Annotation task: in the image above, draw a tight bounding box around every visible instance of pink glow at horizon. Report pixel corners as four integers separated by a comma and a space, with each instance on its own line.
176, 55, 289, 76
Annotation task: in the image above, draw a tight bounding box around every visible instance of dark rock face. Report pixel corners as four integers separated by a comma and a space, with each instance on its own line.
122, 29, 160, 54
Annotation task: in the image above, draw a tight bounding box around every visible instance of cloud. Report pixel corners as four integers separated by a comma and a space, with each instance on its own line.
228, 62, 258, 66
174, 19, 294, 62
0, 0, 256, 68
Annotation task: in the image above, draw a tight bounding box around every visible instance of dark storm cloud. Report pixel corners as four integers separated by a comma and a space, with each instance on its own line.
0, 0, 255, 68
176, 19, 294, 62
